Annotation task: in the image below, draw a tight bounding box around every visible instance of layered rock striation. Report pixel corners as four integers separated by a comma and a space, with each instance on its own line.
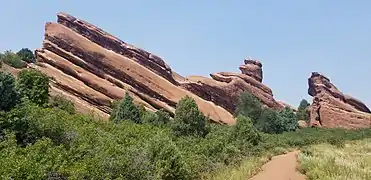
32, 12, 287, 124
308, 72, 371, 129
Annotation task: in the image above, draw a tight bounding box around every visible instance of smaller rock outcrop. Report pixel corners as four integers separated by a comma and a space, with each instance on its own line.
308, 72, 371, 129
180, 58, 285, 114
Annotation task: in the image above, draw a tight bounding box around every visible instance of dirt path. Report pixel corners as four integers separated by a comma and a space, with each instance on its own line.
248, 151, 306, 180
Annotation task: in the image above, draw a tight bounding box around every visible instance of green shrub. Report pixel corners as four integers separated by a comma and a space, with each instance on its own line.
0, 103, 68, 146
233, 115, 261, 146
149, 134, 192, 179
277, 107, 298, 132
257, 108, 298, 134
142, 109, 171, 126
16, 69, 49, 106
110, 94, 141, 124
0, 50, 26, 68
17, 48, 35, 63
0, 72, 19, 111
256, 108, 280, 134
172, 96, 209, 137
48, 95, 75, 114
235, 92, 262, 123
236, 92, 298, 134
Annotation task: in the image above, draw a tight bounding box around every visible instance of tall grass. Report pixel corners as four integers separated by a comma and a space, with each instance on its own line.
298, 138, 371, 180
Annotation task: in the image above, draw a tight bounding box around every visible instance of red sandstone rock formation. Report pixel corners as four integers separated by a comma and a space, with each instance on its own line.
308, 72, 371, 129
31, 12, 288, 124
33, 12, 235, 124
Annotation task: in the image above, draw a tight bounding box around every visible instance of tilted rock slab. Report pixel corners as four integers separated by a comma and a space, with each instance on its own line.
308, 72, 371, 129
33, 12, 235, 124
33, 12, 288, 124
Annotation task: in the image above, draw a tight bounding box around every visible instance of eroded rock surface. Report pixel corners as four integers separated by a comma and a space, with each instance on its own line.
308, 72, 371, 129
33, 12, 235, 124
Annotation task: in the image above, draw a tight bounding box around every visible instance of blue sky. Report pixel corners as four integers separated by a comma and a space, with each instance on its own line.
1, 0, 370, 107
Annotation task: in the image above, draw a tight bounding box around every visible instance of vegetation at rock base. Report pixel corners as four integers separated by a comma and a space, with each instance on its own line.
297, 99, 310, 124
0, 71, 371, 179
236, 92, 298, 134
47, 95, 75, 114
0, 50, 26, 69
16, 48, 35, 63
172, 96, 210, 137
110, 93, 141, 124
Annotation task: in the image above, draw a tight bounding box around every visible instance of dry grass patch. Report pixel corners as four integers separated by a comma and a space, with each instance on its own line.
298, 138, 371, 180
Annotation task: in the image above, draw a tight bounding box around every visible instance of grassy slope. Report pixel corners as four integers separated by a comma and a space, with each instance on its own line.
298, 138, 371, 180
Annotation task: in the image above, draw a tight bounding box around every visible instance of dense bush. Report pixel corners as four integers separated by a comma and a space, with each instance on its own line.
0, 72, 19, 111
110, 94, 141, 124
236, 91, 299, 134
256, 108, 280, 133
0, 104, 193, 179
48, 95, 75, 114
142, 109, 171, 126
235, 92, 262, 123
16, 69, 50, 106
233, 115, 261, 146
17, 48, 35, 63
0, 50, 26, 68
172, 96, 209, 137
277, 107, 298, 132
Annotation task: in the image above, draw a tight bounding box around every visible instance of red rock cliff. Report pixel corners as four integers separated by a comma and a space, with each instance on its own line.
308, 72, 371, 129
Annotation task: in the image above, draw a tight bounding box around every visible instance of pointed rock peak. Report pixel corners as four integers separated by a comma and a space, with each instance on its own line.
308, 72, 338, 97
56, 12, 76, 22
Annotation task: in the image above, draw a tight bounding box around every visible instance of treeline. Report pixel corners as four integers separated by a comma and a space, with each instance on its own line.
1, 63, 370, 179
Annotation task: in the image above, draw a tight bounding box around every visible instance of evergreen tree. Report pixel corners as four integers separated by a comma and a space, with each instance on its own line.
235, 92, 262, 124
110, 94, 141, 124
172, 96, 209, 137
0, 72, 19, 111
297, 99, 310, 123
278, 107, 298, 132
17, 48, 35, 63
